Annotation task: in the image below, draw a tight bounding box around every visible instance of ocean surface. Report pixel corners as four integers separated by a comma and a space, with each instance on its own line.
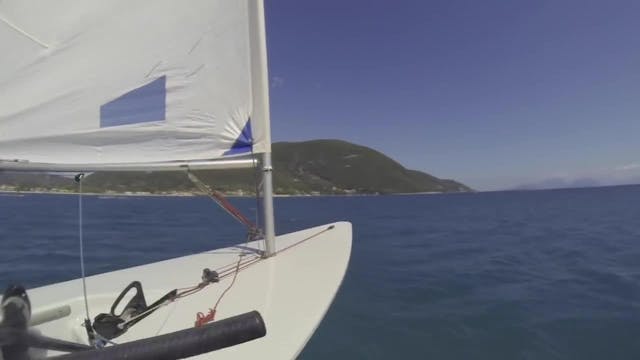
2, 186, 640, 359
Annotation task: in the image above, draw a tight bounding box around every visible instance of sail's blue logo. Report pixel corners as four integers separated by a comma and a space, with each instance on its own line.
100, 76, 166, 128
224, 120, 253, 156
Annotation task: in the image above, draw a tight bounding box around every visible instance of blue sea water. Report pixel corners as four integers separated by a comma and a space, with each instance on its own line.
2, 186, 640, 359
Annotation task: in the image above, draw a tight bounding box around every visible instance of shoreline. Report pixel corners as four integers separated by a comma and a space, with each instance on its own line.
0, 189, 195, 197
0, 189, 466, 198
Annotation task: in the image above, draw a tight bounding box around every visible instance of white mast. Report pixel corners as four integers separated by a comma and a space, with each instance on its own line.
249, 0, 276, 256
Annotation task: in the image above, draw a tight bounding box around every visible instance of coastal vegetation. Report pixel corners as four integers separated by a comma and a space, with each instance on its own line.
0, 140, 470, 195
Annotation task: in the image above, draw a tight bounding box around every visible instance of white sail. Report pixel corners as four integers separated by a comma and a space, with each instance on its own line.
0, 0, 271, 170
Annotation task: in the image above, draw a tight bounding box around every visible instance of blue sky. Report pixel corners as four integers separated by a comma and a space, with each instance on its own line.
264, 0, 640, 190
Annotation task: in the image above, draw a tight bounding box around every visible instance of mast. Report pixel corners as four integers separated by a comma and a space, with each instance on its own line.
249, 0, 276, 256
262, 153, 276, 257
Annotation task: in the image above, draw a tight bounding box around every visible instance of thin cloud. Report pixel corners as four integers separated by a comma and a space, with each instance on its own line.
615, 163, 640, 171
271, 76, 285, 88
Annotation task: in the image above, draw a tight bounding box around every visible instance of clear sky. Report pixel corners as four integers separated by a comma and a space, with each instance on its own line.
264, 0, 640, 191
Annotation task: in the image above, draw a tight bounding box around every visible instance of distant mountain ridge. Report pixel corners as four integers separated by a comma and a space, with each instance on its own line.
0, 140, 471, 195
514, 176, 640, 191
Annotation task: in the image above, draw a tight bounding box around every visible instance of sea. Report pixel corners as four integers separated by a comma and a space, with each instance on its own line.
1, 185, 640, 359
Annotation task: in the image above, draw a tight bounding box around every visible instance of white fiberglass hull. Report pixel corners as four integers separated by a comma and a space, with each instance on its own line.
27, 222, 352, 359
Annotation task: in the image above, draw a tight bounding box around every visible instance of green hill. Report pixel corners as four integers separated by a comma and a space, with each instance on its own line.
0, 140, 471, 195
270, 140, 469, 194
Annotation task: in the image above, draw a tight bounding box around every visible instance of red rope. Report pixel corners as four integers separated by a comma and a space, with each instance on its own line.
195, 309, 216, 327
194, 256, 243, 327
187, 172, 257, 231
206, 190, 256, 230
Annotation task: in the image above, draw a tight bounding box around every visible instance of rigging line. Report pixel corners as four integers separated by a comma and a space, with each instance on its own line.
198, 226, 333, 325
276, 225, 335, 255
140, 223, 284, 326
76, 174, 90, 318
126, 253, 258, 326
174, 254, 260, 293
193, 232, 255, 326
75, 173, 94, 344
125, 252, 256, 327
213, 255, 242, 312
195, 255, 243, 327
161, 226, 337, 326
121, 286, 206, 327
186, 170, 256, 230
195, 236, 251, 325
213, 253, 261, 274
173, 226, 334, 304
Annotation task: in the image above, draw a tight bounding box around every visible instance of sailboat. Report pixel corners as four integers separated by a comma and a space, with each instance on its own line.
0, 0, 352, 359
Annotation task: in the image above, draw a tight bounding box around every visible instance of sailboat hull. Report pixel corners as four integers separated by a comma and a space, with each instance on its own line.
28, 222, 352, 359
